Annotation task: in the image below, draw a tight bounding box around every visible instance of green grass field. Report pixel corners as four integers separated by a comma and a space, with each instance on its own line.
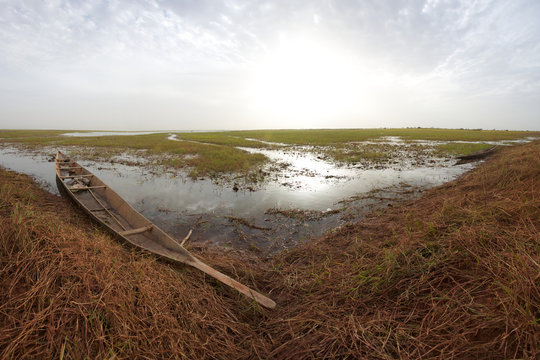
0, 131, 267, 178
171, 132, 270, 148
1, 128, 538, 175
224, 128, 538, 145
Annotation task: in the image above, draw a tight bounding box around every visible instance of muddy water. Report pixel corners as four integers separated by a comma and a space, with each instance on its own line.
0, 144, 476, 253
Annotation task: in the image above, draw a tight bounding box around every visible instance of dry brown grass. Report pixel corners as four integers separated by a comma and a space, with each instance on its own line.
264, 141, 539, 359
1, 141, 539, 359
0, 170, 273, 359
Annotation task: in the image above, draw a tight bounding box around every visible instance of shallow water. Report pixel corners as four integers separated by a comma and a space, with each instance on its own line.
0, 143, 476, 253
237, 146, 469, 211
62, 131, 162, 137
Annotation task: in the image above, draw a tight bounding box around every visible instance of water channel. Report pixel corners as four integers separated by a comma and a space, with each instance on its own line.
0, 136, 485, 253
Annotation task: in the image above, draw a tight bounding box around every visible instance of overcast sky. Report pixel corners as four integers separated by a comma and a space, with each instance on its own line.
0, 0, 539, 130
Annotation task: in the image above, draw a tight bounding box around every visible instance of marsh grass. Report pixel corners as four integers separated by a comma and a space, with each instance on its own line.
159, 145, 267, 178
2, 128, 538, 148
2, 129, 539, 178
0, 132, 268, 178
0, 130, 73, 139
172, 132, 270, 148
226, 128, 539, 145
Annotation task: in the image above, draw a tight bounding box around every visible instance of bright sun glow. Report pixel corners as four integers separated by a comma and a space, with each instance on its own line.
251, 37, 366, 123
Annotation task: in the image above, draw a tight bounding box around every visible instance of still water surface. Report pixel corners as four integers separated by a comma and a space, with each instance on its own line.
0, 144, 475, 252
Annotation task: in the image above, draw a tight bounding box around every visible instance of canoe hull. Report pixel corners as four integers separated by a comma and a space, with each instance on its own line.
55, 151, 276, 309
456, 146, 498, 162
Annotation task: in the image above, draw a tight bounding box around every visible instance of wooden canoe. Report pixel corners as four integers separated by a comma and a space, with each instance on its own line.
55, 151, 276, 309
456, 145, 498, 162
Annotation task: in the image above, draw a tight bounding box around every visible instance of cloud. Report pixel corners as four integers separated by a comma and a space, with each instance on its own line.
0, 0, 539, 130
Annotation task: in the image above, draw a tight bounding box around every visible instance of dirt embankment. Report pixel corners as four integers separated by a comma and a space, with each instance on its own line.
1, 141, 539, 359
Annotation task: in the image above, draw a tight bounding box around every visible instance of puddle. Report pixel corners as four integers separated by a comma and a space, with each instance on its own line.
166, 134, 220, 147
1, 141, 479, 254
243, 138, 288, 147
